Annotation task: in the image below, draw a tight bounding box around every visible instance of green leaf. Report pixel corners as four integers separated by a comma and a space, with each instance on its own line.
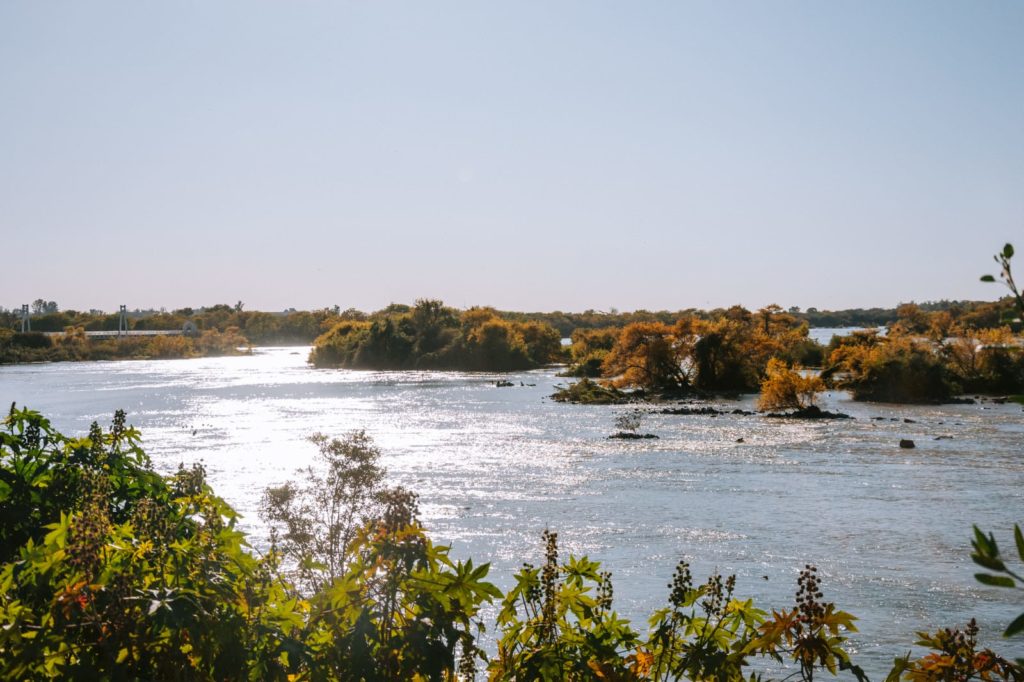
1016, 524, 1024, 563
981, 274, 997, 282
886, 654, 911, 682
974, 573, 1015, 588
972, 554, 1007, 572
1005, 611, 1024, 637
972, 526, 1001, 559
1004, 243, 1014, 259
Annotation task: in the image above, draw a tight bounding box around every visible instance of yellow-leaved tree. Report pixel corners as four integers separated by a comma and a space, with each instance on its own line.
757, 358, 825, 412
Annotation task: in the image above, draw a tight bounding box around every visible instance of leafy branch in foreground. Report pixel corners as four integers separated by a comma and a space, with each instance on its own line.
886, 619, 1024, 682
971, 524, 1024, 640
981, 243, 1024, 322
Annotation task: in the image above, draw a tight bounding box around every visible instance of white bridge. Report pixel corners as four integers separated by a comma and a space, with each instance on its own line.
42, 329, 185, 338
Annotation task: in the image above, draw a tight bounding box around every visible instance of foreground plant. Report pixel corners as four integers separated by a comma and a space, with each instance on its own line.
261, 430, 396, 593
645, 561, 765, 681
261, 432, 502, 678
887, 620, 1023, 682
299, 490, 502, 680
0, 405, 297, 679
981, 243, 1024, 322
491, 530, 642, 679
749, 566, 865, 682
970, 525, 1024, 644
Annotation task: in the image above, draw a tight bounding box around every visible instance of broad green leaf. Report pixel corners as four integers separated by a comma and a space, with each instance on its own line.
971, 554, 1007, 572
973, 525, 997, 554
1005, 611, 1024, 637
974, 573, 1015, 588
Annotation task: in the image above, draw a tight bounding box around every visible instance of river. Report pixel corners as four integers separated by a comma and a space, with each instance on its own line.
2, 345, 1022, 674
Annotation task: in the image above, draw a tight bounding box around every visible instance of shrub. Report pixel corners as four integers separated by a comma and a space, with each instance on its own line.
0, 406, 294, 680
550, 378, 628, 404
828, 335, 957, 403
602, 322, 691, 391
261, 430, 397, 593
757, 359, 825, 412
943, 327, 1024, 395
566, 328, 618, 377
10, 331, 52, 349
309, 302, 562, 372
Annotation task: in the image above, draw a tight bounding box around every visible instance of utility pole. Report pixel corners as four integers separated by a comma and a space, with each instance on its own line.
20, 304, 30, 333
118, 305, 128, 336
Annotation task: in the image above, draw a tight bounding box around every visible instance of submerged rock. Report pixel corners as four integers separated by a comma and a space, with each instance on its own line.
608, 432, 659, 440
899, 439, 916, 449
661, 406, 723, 415
764, 405, 852, 420
659, 406, 755, 416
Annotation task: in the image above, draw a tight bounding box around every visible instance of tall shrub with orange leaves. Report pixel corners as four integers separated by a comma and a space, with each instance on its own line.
601, 322, 690, 391
756, 358, 825, 412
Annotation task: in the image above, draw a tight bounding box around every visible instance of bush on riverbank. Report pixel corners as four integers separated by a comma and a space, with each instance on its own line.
0, 327, 249, 364
551, 378, 630, 404
2, 407, 1021, 680
309, 299, 562, 371
826, 333, 958, 403
558, 307, 825, 397
942, 327, 1024, 395
757, 359, 825, 412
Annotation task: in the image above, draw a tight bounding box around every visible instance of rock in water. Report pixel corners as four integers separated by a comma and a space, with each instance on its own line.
899, 439, 915, 449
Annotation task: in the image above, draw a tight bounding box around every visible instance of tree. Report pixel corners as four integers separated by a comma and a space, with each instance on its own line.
758, 304, 784, 334
757, 359, 825, 412
261, 431, 397, 593
602, 322, 689, 391
410, 298, 457, 356
826, 334, 955, 403
691, 318, 755, 391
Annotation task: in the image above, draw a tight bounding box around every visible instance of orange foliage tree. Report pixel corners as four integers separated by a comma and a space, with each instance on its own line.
756, 358, 825, 412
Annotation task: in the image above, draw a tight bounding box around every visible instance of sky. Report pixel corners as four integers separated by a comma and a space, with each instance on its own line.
1, 1, 1022, 314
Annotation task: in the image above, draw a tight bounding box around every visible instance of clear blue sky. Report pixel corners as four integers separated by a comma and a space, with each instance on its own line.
1, 1, 1021, 313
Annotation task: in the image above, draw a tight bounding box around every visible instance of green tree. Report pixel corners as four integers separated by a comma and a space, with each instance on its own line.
261, 431, 397, 593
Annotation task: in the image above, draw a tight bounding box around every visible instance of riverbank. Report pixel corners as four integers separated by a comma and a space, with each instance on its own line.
0, 328, 250, 364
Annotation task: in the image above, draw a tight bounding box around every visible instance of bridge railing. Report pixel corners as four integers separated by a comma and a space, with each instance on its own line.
39, 330, 184, 338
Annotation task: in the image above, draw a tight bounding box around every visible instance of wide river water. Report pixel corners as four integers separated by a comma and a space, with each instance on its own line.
2, 343, 1022, 675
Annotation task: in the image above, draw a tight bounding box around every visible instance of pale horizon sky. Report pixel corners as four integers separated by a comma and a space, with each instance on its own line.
1, 1, 1021, 314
